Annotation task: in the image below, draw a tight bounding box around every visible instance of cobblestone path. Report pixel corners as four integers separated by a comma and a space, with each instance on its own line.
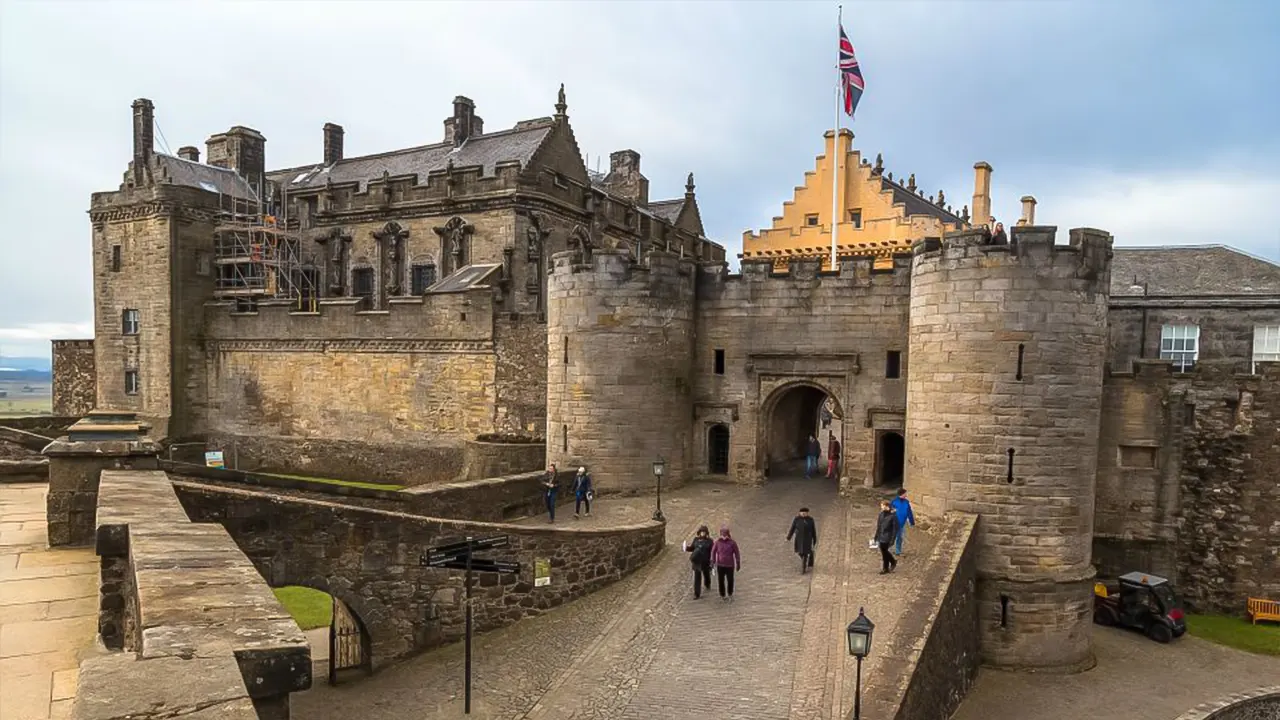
292, 480, 932, 720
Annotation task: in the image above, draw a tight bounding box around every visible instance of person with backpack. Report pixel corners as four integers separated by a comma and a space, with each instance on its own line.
573, 466, 593, 519
890, 487, 916, 556
711, 525, 742, 601
684, 525, 714, 599
787, 507, 818, 574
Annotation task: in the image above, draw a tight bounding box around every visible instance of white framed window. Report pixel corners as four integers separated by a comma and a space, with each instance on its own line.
121, 309, 140, 335
1159, 324, 1199, 371
124, 370, 139, 395
1254, 325, 1280, 373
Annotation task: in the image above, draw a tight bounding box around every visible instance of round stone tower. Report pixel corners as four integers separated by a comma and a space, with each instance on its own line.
546, 248, 696, 493
904, 225, 1113, 672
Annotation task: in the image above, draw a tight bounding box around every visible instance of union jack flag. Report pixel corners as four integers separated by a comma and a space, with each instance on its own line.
839, 24, 865, 117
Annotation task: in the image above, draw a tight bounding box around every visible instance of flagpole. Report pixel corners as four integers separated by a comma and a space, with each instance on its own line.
831, 5, 842, 272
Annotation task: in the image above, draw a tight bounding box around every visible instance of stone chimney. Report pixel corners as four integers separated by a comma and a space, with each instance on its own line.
604, 150, 649, 206
323, 123, 344, 165
971, 162, 993, 229
206, 126, 267, 196
177, 146, 200, 162
444, 96, 484, 147
131, 98, 154, 184
1019, 195, 1037, 226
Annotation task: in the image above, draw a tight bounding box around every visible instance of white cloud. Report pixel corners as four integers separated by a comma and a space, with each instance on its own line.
0, 323, 94, 358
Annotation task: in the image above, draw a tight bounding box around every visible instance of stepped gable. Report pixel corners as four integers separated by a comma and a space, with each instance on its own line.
1111, 244, 1280, 297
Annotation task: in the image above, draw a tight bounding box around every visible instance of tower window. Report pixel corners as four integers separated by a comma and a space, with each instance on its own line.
121, 309, 139, 335
885, 350, 901, 379
849, 209, 862, 229
713, 349, 725, 375
804, 213, 819, 227
1000, 595, 1010, 628
410, 263, 437, 295
1006, 448, 1015, 484
1159, 324, 1199, 372
1016, 343, 1025, 381
111, 245, 122, 272
563, 336, 569, 364
124, 370, 139, 395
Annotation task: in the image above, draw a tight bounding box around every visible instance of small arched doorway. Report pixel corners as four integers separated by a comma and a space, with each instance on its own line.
273, 586, 372, 685
761, 382, 843, 479
707, 424, 730, 475
876, 431, 905, 487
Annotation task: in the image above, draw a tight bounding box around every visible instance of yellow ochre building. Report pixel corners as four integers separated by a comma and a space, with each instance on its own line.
741, 128, 1036, 269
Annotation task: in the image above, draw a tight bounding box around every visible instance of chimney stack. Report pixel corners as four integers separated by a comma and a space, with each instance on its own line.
206, 126, 267, 197
1019, 195, 1037, 226
131, 98, 154, 184
444, 96, 483, 147
323, 123, 344, 165
604, 150, 649, 205
177, 146, 200, 163
971, 162, 993, 229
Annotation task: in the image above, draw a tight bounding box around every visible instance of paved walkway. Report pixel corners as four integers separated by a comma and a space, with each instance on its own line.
953, 625, 1280, 720
0, 483, 99, 720
292, 479, 935, 720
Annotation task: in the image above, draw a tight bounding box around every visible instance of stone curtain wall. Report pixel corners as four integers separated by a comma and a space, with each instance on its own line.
463, 438, 546, 482
694, 255, 912, 487
204, 432, 467, 486
863, 514, 980, 720
171, 478, 665, 667
905, 227, 1113, 672
51, 339, 96, 416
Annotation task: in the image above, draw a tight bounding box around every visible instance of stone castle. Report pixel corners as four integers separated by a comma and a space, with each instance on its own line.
58, 90, 1280, 672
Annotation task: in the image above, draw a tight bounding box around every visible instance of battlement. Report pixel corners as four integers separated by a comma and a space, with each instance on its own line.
698, 253, 913, 290
912, 225, 1113, 286
289, 160, 525, 217
549, 248, 698, 281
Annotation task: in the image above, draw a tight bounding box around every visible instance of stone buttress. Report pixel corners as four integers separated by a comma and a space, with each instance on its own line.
904, 226, 1113, 671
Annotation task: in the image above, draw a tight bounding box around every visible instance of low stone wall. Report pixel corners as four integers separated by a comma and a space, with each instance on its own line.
206, 432, 465, 486
0, 458, 47, 483
0, 424, 59, 451
77, 469, 310, 720
862, 513, 980, 720
172, 478, 665, 668
160, 459, 403, 502
403, 468, 578, 521
464, 436, 546, 480
1175, 686, 1280, 720
0, 415, 81, 435
43, 436, 161, 547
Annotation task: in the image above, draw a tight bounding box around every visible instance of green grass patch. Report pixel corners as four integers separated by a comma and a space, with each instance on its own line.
1187, 614, 1280, 656
259, 472, 404, 492
273, 586, 333, 630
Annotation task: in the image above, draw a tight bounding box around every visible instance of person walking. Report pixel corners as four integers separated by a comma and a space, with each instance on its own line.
826, 433, 841, 480
890, 487, 916, 556
684, 525, 714, 599
875, 500, 900, 574
787, 507, 818, 573
542, 465, 559, 523
711, 525, 741, 601
804, 435, 822, 479
573, 466, 593, 519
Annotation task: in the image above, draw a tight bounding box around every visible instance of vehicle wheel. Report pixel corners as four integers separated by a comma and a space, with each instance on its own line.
1094, 607, 1117, 627
1146, 623, 1173, 644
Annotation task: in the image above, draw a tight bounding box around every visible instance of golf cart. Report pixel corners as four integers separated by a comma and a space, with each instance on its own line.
1093, 571, 1186, 643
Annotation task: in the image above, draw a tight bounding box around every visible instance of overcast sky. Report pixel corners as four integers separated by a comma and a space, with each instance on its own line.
2, 0, 1278, 359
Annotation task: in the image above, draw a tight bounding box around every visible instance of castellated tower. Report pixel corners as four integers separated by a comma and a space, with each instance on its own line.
546, 249, 697, 492
905, 225, 1113, 672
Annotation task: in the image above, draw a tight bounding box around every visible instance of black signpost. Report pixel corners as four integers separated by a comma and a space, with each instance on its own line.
421, 535, 520, 715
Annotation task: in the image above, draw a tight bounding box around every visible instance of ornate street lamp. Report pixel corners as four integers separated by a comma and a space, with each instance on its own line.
651, 456, 666, 522
847, 607, 875, 719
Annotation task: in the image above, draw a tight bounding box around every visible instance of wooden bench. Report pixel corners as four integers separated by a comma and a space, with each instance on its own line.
1247, 597, 1280, 625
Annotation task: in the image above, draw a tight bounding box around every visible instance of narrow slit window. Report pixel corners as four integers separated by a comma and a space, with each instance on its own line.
1006, 448, 1015, 484
886, 350, 901, 379
111, 245, 122, 272
849, 209, 862, 229
124, 370, 139, 395
562, 425, 568, 452
713, 349, 725, 375
1000, 595, 1010, 628
1016, 344, 1025, 380
563, 336, 569, 364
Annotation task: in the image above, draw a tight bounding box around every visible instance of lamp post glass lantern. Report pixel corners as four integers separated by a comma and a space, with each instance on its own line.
847, 607, 874, 720
652, 456, 666, 522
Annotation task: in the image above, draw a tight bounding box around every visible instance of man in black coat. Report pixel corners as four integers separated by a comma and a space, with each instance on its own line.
876, 500, 900, 574
787, 507, 818, 573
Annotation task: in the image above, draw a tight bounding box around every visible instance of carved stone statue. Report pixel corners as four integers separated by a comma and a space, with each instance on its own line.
527, 213, 551, 261
315, 227, 352, 296
433, 216, 474, 275
568, 225, 594, 264
372, 221, 409, 296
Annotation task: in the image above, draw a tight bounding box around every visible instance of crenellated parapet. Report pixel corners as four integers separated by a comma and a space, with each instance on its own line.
913, 226, 1113, 292
697, 253, 913, 302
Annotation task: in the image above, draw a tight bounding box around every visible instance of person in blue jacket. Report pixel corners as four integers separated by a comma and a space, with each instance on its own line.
890, 487, 916, 556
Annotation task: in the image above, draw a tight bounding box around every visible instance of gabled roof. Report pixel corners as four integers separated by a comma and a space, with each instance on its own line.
267, 121, 555, 193
1111, 245, 1280, 297
156, 154, 255, 197
878, 176, 962, 224
647, 199, 685, 225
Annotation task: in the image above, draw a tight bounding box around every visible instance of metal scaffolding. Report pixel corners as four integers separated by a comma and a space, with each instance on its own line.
213, 186, 319, 310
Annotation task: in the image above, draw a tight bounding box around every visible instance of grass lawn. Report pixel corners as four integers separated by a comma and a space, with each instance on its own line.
273, 586, 333, 630
260, 472, 404, 492
1187, 614, 1280, 656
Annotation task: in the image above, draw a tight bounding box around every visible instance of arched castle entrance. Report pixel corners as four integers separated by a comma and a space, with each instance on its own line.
759, 381, 845, 479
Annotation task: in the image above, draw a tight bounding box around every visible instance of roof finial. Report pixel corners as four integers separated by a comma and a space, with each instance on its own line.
685, 172, 696, 195
872, 153, 883, 175
907, 173, 916, 192
937, 189, 945, 206
555, 83, 567, 117
887, 171, 893, 181
961, 204, 970, 223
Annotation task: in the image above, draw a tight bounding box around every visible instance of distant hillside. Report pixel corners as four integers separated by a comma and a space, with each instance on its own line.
0, 368, 52, 382
0, 356, 52, 372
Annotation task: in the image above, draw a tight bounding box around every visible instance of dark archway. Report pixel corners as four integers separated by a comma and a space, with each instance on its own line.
877, 431, 905, 487
707, 424, 730, 475
762, 383, 841, 479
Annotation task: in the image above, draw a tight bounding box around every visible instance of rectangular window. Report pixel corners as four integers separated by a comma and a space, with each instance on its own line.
713, 349, 725, 375
353, 267, 375, 307
410, 264, 437, 295
121, 309, 139, 335
1159, 324, 1199, 372
124, 370, 139, 395
111, 245, 122, 272
1253, 325, 1280, 373
804, 213, 819, 227
849, 209, 863, 229
885, 350, 901, 379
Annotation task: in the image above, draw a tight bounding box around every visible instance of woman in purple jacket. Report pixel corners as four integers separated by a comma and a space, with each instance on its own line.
711, 525, 742, 602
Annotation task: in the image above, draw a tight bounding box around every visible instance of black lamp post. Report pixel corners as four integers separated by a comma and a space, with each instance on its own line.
651, 456, 666, 522
846, 606, 875, 720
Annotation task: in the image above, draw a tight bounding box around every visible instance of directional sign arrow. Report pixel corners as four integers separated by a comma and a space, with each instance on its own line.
439, 559, 521, 574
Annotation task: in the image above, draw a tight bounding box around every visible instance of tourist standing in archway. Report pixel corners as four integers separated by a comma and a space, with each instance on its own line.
804, 435, 821, 479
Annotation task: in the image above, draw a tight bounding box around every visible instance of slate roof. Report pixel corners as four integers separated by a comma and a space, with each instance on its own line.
647, 199, 685, 224
267, 122, 555, 193
428, 264, 502, 294
1110, 245, 1280, 297
879, 176, 962, 224
156, 154, 255, 197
